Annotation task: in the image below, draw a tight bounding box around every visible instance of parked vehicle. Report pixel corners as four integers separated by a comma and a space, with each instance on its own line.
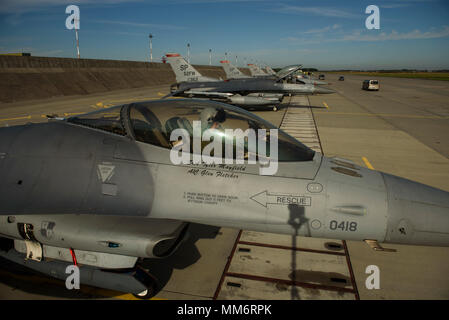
362, 79, 379, 91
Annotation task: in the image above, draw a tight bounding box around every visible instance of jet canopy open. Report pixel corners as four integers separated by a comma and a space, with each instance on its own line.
67, 99, 315, 162
275, 65, 303, 80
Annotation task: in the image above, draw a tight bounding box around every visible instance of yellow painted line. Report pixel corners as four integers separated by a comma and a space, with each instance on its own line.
362, 156, 374, 170
314, 111, 447, 119
63, 112, 84, 116
0, 115, 31, 122
323, 102, 329, 109
157, 92, 166, 97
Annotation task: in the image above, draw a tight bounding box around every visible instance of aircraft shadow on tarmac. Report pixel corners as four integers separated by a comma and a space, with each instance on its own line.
139, 223, 220, 295
0, 223, 219, 299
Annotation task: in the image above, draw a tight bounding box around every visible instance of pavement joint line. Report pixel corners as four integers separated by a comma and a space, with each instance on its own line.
224, 272, 357, 295
213, 230, 242, 300
362, 156, 375, 170
342, 240, 360, 300
237, 240, 347, 256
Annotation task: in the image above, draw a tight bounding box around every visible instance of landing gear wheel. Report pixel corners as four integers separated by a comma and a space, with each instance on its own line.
273, 106, 278, 111
132, 265, 159, 299
133, 281, 157, 299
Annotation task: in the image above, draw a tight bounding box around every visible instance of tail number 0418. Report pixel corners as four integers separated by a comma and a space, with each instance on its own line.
329, 220, 357, 232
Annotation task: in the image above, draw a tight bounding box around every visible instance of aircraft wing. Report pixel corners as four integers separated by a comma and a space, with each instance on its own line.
183, 90, 234, 99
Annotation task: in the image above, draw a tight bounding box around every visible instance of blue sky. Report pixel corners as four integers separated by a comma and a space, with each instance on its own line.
0, 0, 448, 69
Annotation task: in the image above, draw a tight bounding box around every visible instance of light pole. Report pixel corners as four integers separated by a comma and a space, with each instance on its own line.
209, 49, 212, 66
75, 25, 80, 59
235, 55, 238, 66
149, 34, 153, 62
187, 43, 190, 63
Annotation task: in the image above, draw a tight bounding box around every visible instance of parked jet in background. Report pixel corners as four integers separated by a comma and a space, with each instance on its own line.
293, 71, 328, 85
248, 63, 268, 77
264, 65, 277, 76
166, 53, 334, 110
220, 60, 250, 79
245, 62, 328, 85
166, 53, 217, 82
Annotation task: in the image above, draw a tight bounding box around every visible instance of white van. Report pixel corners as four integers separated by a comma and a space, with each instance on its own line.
362, 80, 379, 91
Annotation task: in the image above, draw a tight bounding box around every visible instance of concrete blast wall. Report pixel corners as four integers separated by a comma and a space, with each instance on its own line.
0, 56, 229, 103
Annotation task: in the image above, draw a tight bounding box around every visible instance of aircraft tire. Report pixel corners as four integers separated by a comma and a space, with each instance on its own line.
132, 265, 159, 299
133, 282, 157, 299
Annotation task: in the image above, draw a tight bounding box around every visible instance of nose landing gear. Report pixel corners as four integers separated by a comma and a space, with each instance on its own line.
132, 265, 160, 299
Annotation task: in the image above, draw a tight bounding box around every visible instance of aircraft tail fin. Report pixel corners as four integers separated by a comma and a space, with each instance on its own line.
248, 64, 267, 77
220, 60, 248, 79
166, 53, 202, 82
264, 66, 276, 75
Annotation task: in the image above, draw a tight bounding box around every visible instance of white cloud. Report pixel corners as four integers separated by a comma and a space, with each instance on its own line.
282, 26, 449, 43
0, 0, 142, 14
0, 0, 269, 13
342, 26, 449, 41
272, 5, 360, 19
92, 19, 186, 30
302, 24, 341, 34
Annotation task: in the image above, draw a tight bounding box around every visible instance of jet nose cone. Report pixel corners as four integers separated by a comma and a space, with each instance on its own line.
314, 86, 335, 94
383, 173, 449, 246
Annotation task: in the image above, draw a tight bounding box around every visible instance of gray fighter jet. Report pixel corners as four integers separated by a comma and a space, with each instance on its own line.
166, 53, 217, 82
0, 99, 448, 297
248, 63, 268, 77
293, 71, 328, 86
220, 60, 251, 79
264, 65, 277, 76
166, 53, 334, 110
245, 62, 328, 86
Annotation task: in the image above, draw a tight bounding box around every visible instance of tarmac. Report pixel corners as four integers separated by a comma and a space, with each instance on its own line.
0, 73, 448, 299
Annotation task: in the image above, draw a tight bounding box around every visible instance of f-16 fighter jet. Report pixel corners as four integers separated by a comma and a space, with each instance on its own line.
220, 60, 251, 79
245, 62, 327, 86
247, 63, 269, 77
0, 99, 447, 297
264, 65, 277, 76
293, 71, 328, 86
166, 53, 334, 110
